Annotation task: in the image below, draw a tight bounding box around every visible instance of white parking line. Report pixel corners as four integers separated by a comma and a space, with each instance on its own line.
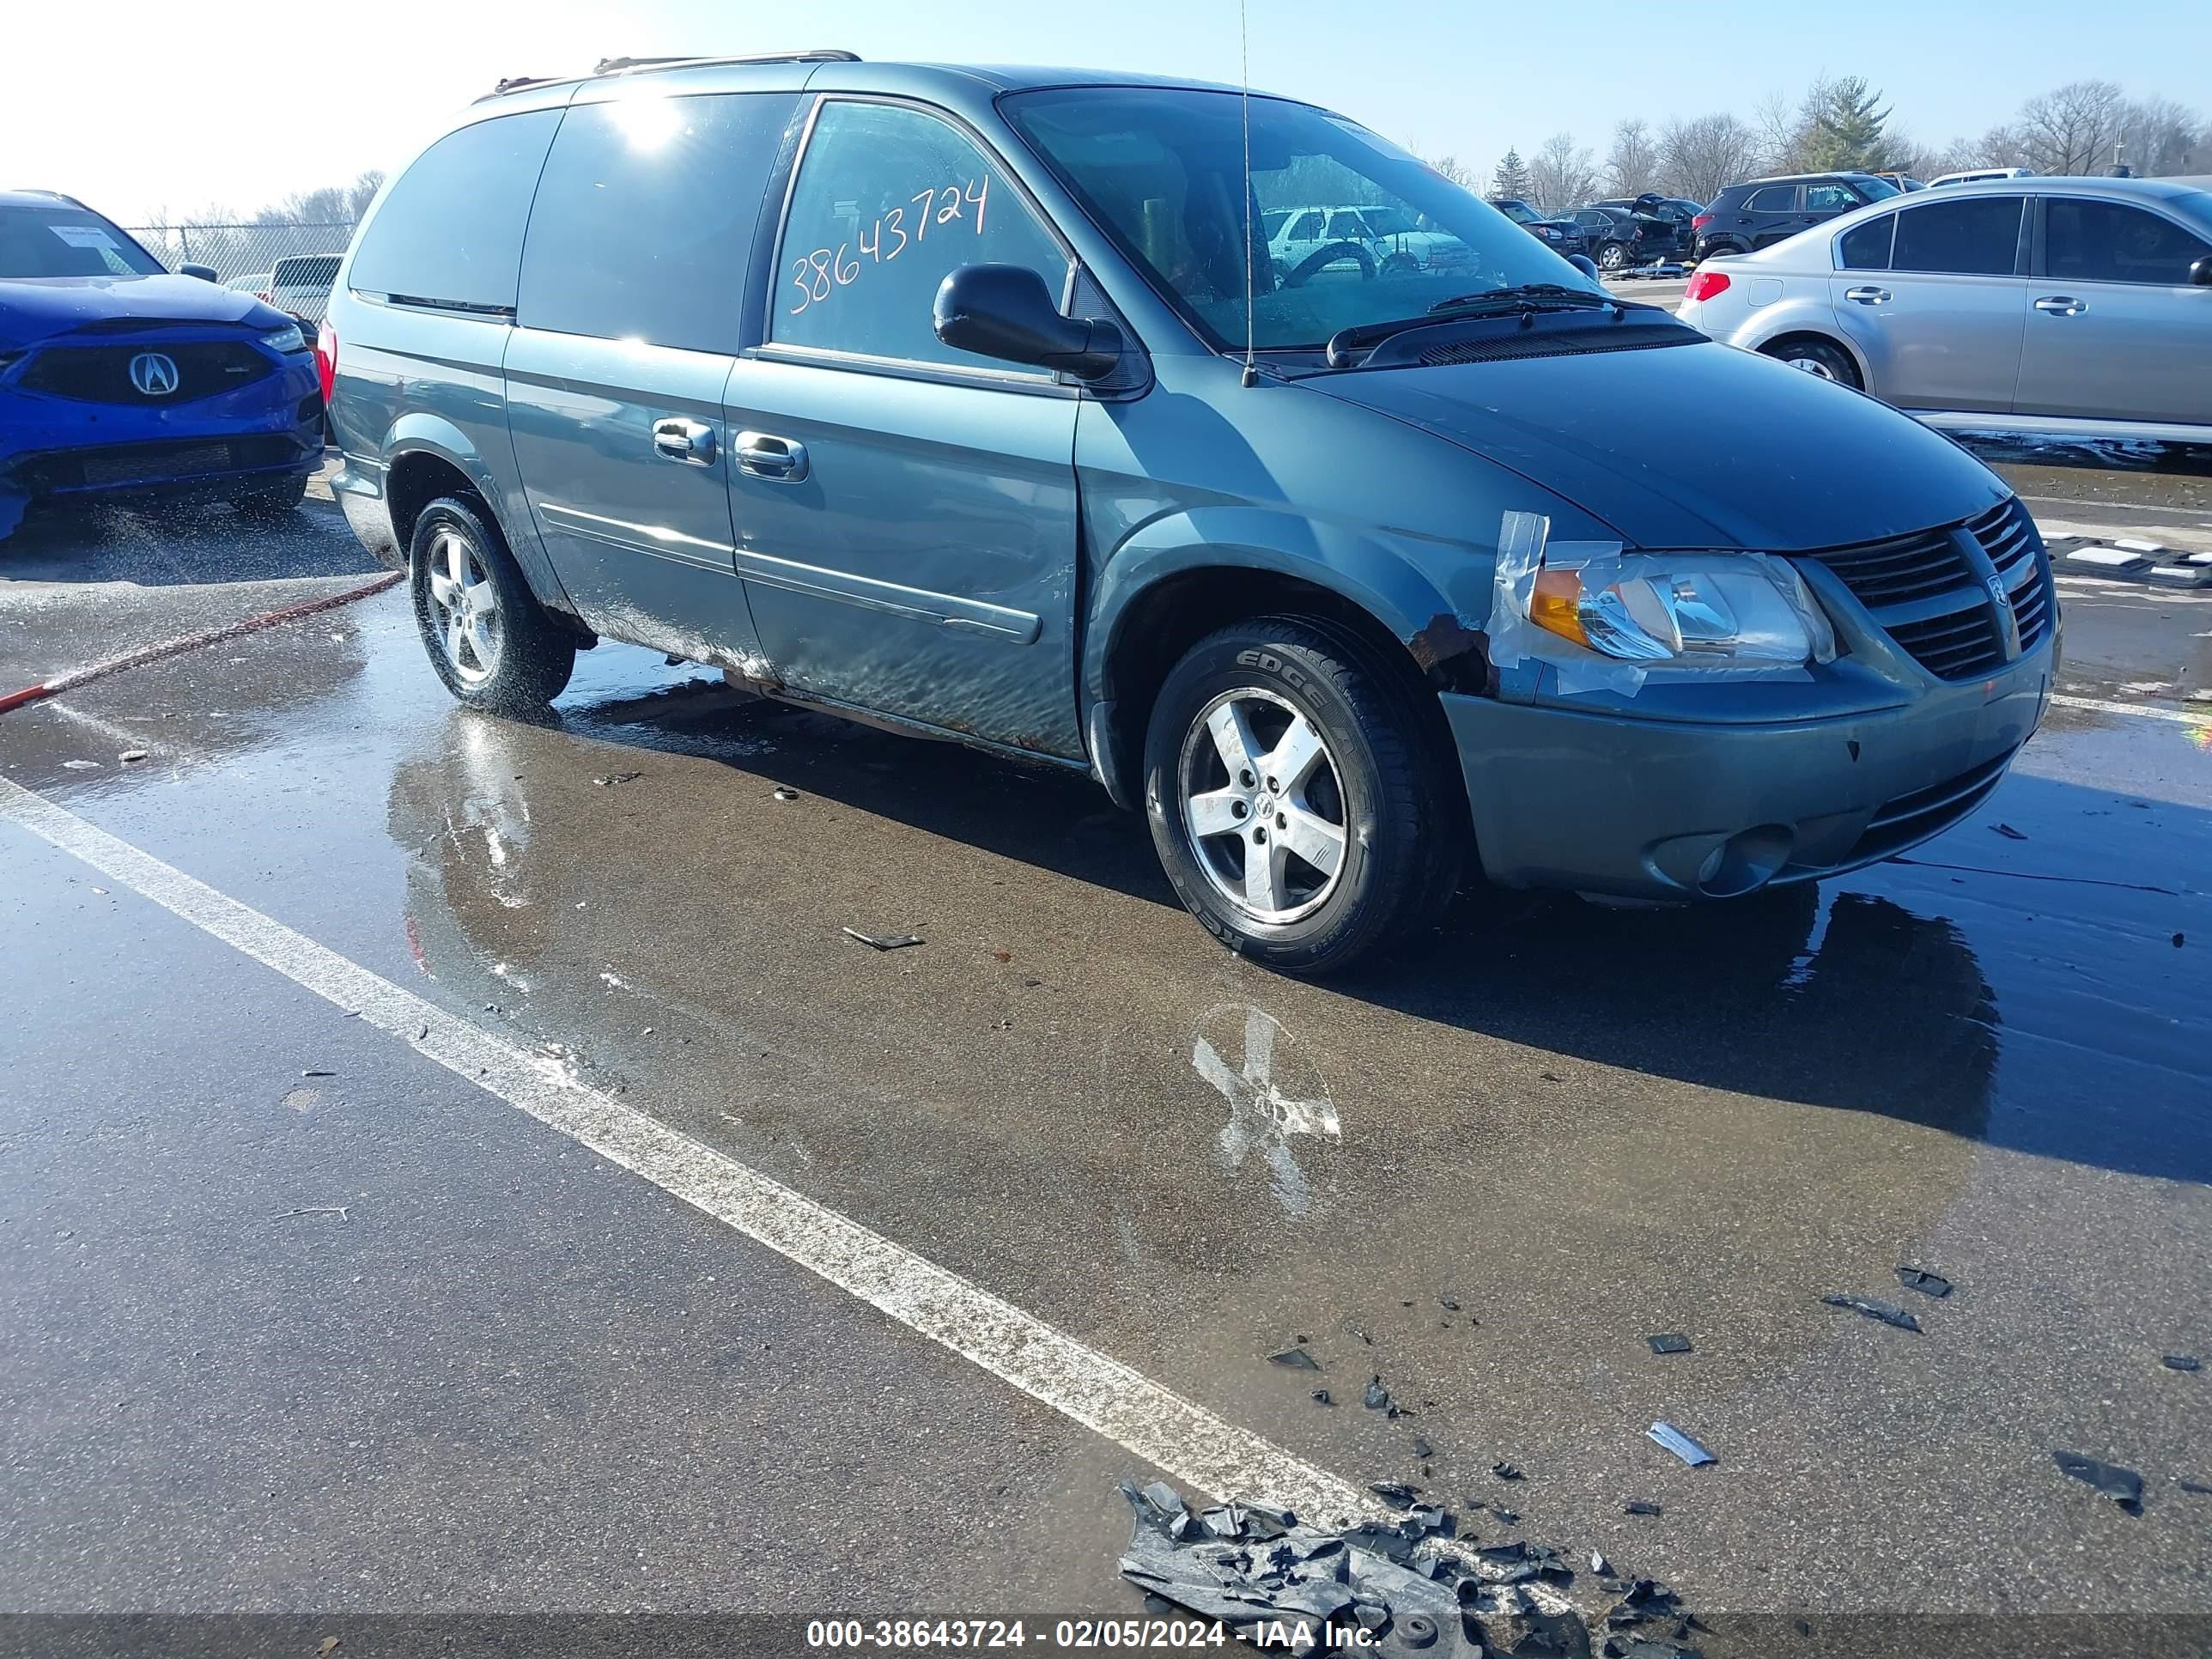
2050, 693, 2212, 727
0, 775, 1373, 1528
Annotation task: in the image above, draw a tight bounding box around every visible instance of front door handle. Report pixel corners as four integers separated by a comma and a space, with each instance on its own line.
734, 430, 810, 483
1844, 285, 1892, 305
2034, 295, 2087, 316
652, 417, 717, 465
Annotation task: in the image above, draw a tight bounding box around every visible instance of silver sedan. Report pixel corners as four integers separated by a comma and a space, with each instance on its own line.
1674, 176, 2212, 445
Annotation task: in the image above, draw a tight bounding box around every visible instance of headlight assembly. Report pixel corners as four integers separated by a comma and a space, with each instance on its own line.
258, 324, 307, 354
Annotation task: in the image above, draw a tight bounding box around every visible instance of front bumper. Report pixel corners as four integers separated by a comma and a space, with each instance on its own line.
0, 353, 321, 532
1441, 646, 2052, 900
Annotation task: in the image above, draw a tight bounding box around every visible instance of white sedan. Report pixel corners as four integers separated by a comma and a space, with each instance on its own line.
1674, 175, 2212, 446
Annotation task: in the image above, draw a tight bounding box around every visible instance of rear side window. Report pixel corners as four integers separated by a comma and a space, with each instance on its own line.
348, 111, 560, 312
1893, 196, 2023, 276
273, 256, 341, 287
1838, 214, 1895, 270
518, 93, 799, 351
2046, 198, 2211, 285
1743, 185, 1796, 212
769, 100, 1071, 371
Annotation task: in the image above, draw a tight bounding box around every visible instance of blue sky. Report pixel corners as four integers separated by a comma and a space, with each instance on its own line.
9, 0, 2208, 222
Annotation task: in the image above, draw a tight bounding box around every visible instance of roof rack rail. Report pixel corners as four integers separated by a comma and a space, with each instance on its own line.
592, 50, 860, 75
483, 50, 859, 102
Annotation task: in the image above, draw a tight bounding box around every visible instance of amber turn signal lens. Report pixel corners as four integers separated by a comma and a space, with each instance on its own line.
1530, 568, 1589, 647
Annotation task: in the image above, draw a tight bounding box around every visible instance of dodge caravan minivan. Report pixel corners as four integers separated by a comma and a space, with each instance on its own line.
325, 52, 2054, 972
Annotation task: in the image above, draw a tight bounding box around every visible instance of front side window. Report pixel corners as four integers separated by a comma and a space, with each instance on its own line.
2046, 198, 2211, 285
349, 111, 561, 311
769, 100, 1071, 371
1805, 184, 1859, 213
1892, 196, 2024, 276
1838, 213, 1896, 270
1325, 210, 1370, 240
1004, 87, 1583, 354
0, 206, 164, 279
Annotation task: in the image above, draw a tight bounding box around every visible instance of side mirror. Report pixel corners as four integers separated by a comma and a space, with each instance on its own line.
179, 263, 220, 283
1567, 252, 1601, 282
2192, 256, 2212, 287
933, 264, 1122, 382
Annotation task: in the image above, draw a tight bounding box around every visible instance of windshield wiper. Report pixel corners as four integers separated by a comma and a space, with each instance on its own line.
1425, 283, 1619, 316
1323, 285, 1626, 368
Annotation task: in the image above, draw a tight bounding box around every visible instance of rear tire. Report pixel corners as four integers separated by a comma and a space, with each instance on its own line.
1765, 337, 1863, 390
1142, 617, 1455, 975
409, 495, 575, 714
1598, 241, 1629, 271
230, 475, 307, 520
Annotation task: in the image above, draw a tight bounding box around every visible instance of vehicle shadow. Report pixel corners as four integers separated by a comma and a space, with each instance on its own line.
573, 680, 2209, 1184
0, 486, 376, 587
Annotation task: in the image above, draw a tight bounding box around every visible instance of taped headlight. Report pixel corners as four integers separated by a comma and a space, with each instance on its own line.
1529, 553, 1836, 667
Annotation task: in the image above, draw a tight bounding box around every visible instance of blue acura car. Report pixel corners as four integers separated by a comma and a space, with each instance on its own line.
0, 191, 324, 541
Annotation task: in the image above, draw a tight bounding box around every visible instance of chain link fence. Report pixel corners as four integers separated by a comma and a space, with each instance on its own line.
120, 222, 358, 295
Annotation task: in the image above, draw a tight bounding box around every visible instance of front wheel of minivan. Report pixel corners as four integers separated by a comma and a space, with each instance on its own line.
1143, 618, 1454, 975
409, 496, 575, 714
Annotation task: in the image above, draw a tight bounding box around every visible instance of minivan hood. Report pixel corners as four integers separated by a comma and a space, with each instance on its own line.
1304, 337, 2006, 551
0, 273, 275, 347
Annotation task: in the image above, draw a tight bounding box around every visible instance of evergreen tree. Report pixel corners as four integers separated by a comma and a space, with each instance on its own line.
1799, 77, 1893, 172
1491, 148, 1532, 199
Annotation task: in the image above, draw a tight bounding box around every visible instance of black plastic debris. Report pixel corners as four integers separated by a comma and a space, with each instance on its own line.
1492, 1462, 1524, 1481
1820, 1293, 1922, 1332
1439, 1296, 1462, 1311
1487, 1506, 1519, 1525
2175, 933, 2186, 948
1646, 1423, 1716, 1468
1623, 1501, 1662, 1516
841, 927, 924, 951
2053, 1450, 2144, 1512
1270, 1346, 1322, 1370
1468, 1540, 1571, 1586
1312, 1389, 1333, 1407
592, 771, 644, 787
772, 786, 799, 801
2161, 1354, 2201, 1372
1990, 822, 2027, 841
2179, 1480, 2212, 1496
1412, 1436, 1435, 1460
1370, 1481, 1419, 1510
1590, 1551, 1612, 1577
1896, 1267, 1954, 1298
1647, 1334, 1692, 1355
1599, 1577, 1705, 1659
1364, 1376, 1391, 1411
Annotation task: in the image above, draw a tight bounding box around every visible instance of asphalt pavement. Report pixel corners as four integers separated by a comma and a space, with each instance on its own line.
3, 465, 2209, 1654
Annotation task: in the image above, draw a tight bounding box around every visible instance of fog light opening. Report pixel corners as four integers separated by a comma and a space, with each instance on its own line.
1696, 825, 1793, 898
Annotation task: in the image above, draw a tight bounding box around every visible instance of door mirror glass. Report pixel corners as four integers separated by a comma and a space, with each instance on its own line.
2193, 255, 2212, 287
933, 263, 1121, 381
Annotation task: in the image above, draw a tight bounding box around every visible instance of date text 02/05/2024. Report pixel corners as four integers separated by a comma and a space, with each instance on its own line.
805, 1615, 1385, 1649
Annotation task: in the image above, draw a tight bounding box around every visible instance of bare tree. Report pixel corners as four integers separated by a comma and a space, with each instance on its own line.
1421, 153, 1480, 190
1604, 118, 1660, 197
2014, 80, 2127, 174
1656, 113, 1764, 205
2117, 97, 2203, 176
1528, 132, 1599, 214
1751, 90, 1806, 174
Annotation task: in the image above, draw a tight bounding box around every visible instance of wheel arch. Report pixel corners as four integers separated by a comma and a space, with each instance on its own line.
1084, 525, 1473, 815
1749, 324, 1871, 388
380, 415, 573, 614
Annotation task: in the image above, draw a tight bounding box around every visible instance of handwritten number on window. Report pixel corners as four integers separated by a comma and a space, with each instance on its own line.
787, 177, 999, 318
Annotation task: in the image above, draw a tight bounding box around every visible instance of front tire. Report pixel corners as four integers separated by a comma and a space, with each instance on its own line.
410, 495, 575, 714
1143, 617, 1454, 975
1598, 241, 1629, 271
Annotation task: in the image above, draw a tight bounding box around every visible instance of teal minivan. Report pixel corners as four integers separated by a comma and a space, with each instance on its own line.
325, 52, 2053, 972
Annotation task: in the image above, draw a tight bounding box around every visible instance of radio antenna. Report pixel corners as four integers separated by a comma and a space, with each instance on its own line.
1238, 0, 1257, 388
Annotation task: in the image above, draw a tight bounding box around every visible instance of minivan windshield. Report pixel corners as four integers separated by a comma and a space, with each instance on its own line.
0, 206, 165, 279
1003, 88, 1590, 353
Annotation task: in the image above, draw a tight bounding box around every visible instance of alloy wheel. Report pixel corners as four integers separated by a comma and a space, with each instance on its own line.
423, 528, 503, 686
1177, 690, 1349, 925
